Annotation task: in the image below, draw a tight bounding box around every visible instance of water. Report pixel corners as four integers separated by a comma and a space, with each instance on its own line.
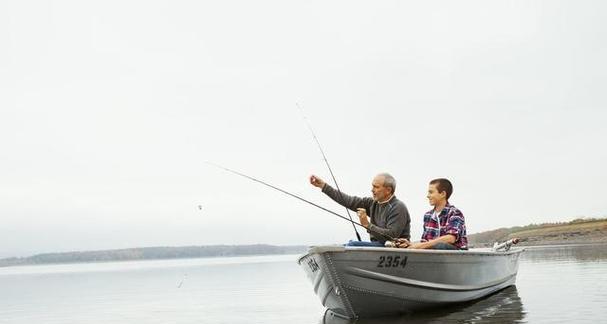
0, 244, 606, 323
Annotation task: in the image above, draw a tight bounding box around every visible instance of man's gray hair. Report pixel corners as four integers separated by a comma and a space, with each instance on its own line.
378, 172, 396, 194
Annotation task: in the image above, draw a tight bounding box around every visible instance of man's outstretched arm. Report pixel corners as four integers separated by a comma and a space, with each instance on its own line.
310, 175, 373, 211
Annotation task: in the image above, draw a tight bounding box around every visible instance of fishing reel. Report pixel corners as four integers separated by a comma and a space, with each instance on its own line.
384, 241, 397, 248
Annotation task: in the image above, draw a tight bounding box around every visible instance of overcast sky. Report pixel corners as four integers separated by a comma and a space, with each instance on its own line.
1, 0, 606, 257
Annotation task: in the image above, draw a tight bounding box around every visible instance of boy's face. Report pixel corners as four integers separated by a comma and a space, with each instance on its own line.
427, 184, 447, 206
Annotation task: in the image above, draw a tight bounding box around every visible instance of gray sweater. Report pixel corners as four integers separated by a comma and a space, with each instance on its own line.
322, 184, 411, 242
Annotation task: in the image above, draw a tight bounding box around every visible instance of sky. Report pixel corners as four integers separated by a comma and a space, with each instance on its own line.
1, 0, 606, 258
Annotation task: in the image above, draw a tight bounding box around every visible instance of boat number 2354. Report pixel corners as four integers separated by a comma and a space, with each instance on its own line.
377, 255, 408, 268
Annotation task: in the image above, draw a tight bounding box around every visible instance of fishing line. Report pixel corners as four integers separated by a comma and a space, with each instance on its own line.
296, 103, 362, 241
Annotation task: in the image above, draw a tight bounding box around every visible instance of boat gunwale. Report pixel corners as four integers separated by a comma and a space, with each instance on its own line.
298, 245, 524, 263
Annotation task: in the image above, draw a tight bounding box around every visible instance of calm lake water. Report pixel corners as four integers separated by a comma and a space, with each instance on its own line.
0, 244, 606, 324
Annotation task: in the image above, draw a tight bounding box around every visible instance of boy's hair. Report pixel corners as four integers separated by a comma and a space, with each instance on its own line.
430, 178, 453, 200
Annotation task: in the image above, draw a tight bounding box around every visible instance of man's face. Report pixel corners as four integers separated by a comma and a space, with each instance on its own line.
371, 175, 391, 201
427, 184, 446, 206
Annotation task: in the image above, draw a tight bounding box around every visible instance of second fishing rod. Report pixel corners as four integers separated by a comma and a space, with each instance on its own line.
205, 161, 398, 242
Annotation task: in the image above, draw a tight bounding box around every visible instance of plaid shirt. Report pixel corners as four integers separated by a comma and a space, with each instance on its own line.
421, 204, 468, 249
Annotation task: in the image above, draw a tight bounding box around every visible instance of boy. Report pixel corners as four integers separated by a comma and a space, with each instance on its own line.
397, 178, 467, 250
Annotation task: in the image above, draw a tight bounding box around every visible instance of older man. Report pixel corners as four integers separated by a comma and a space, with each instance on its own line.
310, 173, 411, 246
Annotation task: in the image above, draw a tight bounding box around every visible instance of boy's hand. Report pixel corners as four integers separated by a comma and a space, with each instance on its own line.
395, 238, 410, 248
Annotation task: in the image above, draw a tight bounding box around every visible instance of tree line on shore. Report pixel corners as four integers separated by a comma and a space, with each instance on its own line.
0, 244, 308, 267
3, 217, 605, 267
468, 217, 607, 247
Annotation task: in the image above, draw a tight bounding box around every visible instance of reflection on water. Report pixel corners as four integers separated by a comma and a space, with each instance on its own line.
320, 286, 525, 324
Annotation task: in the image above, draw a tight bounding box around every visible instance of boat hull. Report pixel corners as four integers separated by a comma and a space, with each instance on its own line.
298, 245, 523, 319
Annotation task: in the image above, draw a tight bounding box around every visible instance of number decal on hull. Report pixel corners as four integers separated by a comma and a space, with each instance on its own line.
307, 257, 320, 272
377, 255, 408, 268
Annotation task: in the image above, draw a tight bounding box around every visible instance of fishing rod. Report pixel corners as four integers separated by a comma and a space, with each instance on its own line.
296, 103, 362, 242
205, 161, 398, 242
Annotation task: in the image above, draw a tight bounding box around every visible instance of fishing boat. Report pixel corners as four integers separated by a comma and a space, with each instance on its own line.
298, 244, 524, 319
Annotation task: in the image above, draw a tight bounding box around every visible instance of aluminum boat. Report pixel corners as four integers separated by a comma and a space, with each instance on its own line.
298, 245, 524, 319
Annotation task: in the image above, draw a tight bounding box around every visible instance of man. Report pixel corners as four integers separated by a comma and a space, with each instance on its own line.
310, 173, 411, 246
397, 178, 467, 250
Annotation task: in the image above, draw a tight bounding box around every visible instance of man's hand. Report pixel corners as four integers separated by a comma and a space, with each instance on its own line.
357, 208, 370, 228
395, 238, 410, 248
309, 175, 326, 189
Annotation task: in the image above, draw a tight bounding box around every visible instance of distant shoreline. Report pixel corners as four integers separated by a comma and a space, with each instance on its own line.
3, 218, 605, 268
469, 218, 607, 248
0, 244, 309, 268
3, 240, 606, 269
